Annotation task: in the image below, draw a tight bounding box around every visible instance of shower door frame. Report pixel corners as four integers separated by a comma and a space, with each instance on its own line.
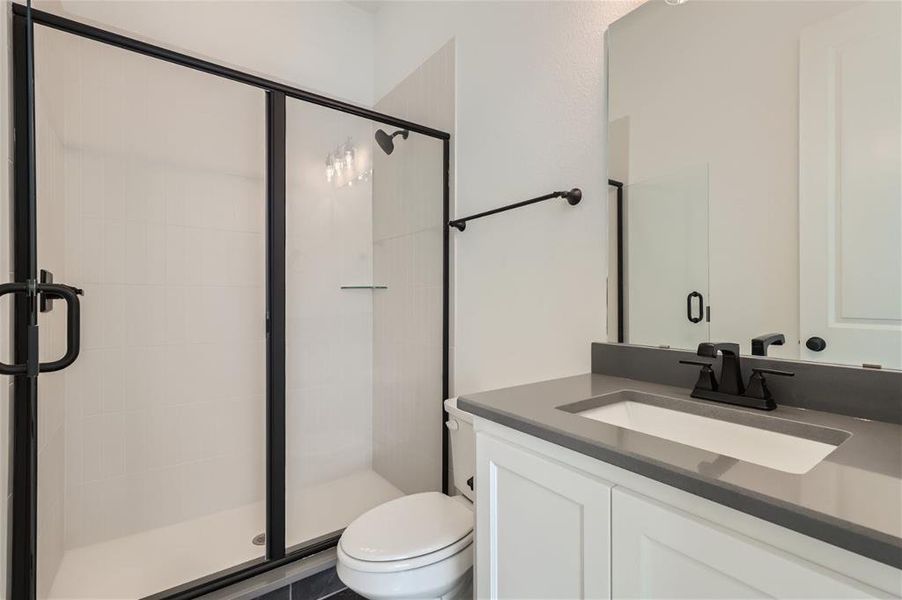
8, 5, 452, 599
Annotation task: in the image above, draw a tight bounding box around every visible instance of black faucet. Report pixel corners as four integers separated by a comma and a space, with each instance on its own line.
697, 342, 745, 395
680, 342, 794, 411
751, 333, 785, 356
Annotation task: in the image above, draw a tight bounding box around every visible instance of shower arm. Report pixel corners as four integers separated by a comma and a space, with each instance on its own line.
448, 188, 582, 232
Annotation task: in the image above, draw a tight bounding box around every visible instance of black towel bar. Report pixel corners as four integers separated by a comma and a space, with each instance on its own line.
448, 188, 582, 231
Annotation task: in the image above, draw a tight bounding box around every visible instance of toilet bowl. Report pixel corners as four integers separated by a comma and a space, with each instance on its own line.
337, 398, 475, 600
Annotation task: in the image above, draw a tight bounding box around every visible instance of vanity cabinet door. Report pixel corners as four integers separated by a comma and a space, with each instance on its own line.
476, 432, 612, 600
611, 488, 885, 599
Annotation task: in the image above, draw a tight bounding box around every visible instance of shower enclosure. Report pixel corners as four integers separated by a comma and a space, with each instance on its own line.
5, 6, 450, 599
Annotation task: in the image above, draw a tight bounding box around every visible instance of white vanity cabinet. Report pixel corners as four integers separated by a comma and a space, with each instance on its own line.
475, 431, 613, 599
475, 422, 900, 600
613, 488, 885, 599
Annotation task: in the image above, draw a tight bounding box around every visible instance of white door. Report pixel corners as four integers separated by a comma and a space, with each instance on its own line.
625, 166, 709, 351
475, 432, 612, 600
799, 2, 902, 369
611, 488, 885, 599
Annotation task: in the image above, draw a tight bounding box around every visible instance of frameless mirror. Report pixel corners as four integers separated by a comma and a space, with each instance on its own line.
607, 0, 901, 370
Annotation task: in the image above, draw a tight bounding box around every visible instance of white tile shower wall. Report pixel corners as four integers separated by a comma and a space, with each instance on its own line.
34, 52, 67, 596
33, 29, 269, 551
371, 42, 453, 495
285, 100, 374, 494
62, 150, 266, 548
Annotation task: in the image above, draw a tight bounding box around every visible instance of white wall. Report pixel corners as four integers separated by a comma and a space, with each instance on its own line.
38, 0, 377, 106
373, 1, 643, 395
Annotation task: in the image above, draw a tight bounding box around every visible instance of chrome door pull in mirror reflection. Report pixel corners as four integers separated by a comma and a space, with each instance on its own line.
680, 343, 793, 411
751, 333, 785, 356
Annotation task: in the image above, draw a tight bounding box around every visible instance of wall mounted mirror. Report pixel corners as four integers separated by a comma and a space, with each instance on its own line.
607, 0, 901, 370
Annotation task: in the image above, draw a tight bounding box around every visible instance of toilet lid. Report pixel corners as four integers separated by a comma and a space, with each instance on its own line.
340, 492, 473, 562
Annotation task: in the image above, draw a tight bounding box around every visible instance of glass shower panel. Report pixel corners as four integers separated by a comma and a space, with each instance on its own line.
285, 98, 444, 548
625, 166, 710, 350
34, 26, 266, 599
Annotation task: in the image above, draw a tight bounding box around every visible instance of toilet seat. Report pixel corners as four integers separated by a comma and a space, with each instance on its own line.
339, 492, 473, 570
337, 492, 475, 599
338, 531, 473, 573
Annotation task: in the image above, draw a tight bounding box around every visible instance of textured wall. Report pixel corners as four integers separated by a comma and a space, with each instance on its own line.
374, 1, 645, 396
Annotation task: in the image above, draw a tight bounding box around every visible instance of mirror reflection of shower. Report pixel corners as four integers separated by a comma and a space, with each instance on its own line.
375, 128, 409, 155
325, 137, 372, 187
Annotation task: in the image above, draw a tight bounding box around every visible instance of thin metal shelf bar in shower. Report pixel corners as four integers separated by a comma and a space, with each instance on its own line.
340, 285, 388, 290
448, 188, 582, 231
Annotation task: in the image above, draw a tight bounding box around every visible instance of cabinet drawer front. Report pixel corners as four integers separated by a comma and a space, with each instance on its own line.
612, 488, 889, 599
477, 432, 613, 600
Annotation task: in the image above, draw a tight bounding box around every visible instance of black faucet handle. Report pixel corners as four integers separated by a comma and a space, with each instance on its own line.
697, 342, 741, 358
751, 367, 794, 378
679, 360, 713, 367
745, 368, 793, 409
679, 360, 718, 392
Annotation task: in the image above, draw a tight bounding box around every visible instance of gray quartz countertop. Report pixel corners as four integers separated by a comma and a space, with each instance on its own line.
458, 373, 902, 570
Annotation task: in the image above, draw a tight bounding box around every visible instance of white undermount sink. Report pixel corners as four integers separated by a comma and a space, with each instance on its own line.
565, 391, 848, 475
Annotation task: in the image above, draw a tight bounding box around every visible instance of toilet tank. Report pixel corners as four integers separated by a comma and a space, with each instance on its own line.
444, 398, 475, 502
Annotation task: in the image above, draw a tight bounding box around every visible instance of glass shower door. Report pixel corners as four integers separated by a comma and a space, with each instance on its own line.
284, 97, 446, 549
32, 25, 267, 599
624, 166, 710, 350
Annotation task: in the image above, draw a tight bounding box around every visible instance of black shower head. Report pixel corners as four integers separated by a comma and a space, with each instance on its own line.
375, 128, 409, 155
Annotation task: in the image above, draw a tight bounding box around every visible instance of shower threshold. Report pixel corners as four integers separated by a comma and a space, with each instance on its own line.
47, 470, 403, 599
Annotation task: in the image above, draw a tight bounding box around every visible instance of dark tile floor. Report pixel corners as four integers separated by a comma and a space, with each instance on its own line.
323, 589, 364, 599
255, 567, 363, 600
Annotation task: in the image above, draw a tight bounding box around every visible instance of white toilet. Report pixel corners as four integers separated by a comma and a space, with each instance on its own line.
337, 398, 475, 600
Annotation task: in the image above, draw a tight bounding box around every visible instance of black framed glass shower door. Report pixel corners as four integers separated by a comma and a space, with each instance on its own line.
21, 17, 269, 599
8, 5, 451, 599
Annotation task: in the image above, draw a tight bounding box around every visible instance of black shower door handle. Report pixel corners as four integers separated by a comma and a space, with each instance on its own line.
0, 281, 82, 375
37, 283, 83, 372
687, 291, 704, 324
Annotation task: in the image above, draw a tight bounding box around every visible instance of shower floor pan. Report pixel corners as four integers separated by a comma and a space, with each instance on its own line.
48, 469, 403, 599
